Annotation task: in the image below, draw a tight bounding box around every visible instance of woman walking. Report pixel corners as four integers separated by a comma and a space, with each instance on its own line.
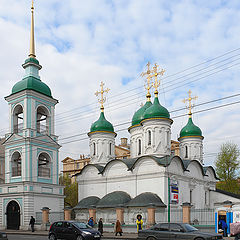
98, 218, 103, 236
115, 220, 123, 236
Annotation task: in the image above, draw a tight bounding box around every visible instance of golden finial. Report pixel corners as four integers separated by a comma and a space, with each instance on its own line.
152, 63, 165, 97
95, 82, 110, 112
140, 62, 153, 102
183, 90, 198, 117
29, 0, 36, 58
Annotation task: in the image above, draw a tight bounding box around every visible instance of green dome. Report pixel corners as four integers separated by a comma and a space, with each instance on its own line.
132, 101, 152, 126
90, 112, 114, 133
143, 97, 170, 120
12, 76, 52, 97
179, 117, 202, 138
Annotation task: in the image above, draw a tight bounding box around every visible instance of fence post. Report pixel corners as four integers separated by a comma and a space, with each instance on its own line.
116, 208, 124, 224
147, 206, 156, 227
64, 207, 72, 221
41, 207, 50, 231
89, 208, 96, 223
181, 202, 192, 224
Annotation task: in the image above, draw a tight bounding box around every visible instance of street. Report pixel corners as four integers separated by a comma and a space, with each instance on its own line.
8, 235, 47, 240
7, 234, 117, 240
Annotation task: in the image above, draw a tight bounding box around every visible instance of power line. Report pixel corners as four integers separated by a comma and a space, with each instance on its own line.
60, 98, 240, 145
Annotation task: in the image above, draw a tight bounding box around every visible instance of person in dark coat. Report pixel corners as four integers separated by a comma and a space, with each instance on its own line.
88, 217, 94, 227
98, 218, 103, 236
29, 216, 35, 232
115, 220, 122, 236
219, 217, 228, 237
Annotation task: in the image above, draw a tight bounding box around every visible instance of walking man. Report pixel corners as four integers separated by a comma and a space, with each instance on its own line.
29, 216, 35, 232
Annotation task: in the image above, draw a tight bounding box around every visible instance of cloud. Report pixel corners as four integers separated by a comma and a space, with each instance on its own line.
0, 0, 240, 168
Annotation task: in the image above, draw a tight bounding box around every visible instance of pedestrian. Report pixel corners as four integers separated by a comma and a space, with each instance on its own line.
115, 220, 122, 236
98, 218, 103, 236
88, 217, 94, 227
29, 216, 35, 232
136, 214, 143, 232
219, 217, 228, 237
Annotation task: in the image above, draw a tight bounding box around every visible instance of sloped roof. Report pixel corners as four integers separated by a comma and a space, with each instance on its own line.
96, 191, 131, 208
126, 192, 166, 207
74, 196, 100, 209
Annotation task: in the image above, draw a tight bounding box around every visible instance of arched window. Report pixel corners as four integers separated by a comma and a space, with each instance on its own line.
13, 105, 23, 134
185, 146, 188, 158
148, 130, 151, 146
37, 106, 49, 134
109, 143, 112, 155
38, 152, 51, 178
93, 143, 96, 156
11, 152, 21, 177
138, 139, 141, 155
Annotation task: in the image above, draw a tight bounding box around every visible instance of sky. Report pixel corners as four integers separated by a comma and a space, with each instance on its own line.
1, 0, 240, 168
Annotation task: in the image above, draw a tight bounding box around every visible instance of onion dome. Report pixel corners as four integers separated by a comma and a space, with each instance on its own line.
131, 101, 152, 126
90, 111, 114, 133
143, 96, 170, 120
179, 117, 202, 138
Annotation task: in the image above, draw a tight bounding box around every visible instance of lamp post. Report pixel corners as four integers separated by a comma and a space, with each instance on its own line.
168, 176, 170, 223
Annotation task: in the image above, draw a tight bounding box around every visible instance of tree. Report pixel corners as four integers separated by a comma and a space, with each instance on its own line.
215, 142, 240, 193
60, 174, 78, 208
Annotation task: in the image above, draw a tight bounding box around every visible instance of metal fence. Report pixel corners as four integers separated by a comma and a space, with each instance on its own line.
35, 211, 64, 224
36, 212, 42, 224
49, 212, 64, 224
191, 208, 215, 225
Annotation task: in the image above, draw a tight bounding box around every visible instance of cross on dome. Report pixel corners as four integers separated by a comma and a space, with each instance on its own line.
182, 90, 198, 117
152, 63, 165, 97
95, 81, 110, 112
141, 62, 154, 101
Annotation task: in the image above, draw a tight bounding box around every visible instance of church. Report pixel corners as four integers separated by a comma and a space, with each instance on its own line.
75, 64, 240, 225
0, 2, 64, 230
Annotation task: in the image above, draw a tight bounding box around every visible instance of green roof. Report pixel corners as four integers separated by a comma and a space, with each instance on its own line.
12, 76, 52, 97
96, 191, 131, 208
24, 57, 40, 65
143, 97, 170, 120
179, 117, 202, 138
74, 196, 100, 209
126, 192, 166, 207
90, 112, 114, 133
131, 101, 152, 126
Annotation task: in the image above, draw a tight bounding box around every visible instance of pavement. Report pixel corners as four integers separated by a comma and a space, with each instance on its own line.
4, 230, 237, 239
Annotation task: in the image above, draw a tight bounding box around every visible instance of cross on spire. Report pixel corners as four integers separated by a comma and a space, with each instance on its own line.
183, 90, 198, 117
95, 81, 110, 112
140, 62, 153, 102
152, 63, 165, 97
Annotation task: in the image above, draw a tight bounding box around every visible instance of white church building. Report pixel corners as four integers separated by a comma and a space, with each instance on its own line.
75, 66, 240, 225
0, 3, 64, 230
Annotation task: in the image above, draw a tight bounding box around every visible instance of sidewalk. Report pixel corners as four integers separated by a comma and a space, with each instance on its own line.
4, 230, 236, 239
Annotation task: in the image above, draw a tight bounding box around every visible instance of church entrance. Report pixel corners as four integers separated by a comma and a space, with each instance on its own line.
6, 200, 20, 230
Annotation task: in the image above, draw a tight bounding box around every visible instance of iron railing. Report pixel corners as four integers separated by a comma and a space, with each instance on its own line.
12, 167, 21, 177
38, 167, 50, 178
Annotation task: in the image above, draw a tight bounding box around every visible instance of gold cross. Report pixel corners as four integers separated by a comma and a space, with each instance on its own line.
95, 82, 110, 112
140, 62, 154, 100
32, 0, 34, 10
183, 90, 198, 116
151, 63, 165, 96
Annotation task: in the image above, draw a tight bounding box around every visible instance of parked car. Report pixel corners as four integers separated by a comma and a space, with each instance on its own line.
0, 232, 7, 240
138, 223, 223, 240
48, 221, 101, 240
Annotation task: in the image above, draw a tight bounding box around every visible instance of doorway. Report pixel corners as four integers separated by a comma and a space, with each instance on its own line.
7, 200, 20, 229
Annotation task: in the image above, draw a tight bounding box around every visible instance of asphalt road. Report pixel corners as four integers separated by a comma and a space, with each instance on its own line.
7, 235, 117, 240
8, 235, 47, 240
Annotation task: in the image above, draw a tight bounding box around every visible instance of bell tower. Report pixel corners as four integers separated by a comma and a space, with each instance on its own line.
0, 2, 64, 230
